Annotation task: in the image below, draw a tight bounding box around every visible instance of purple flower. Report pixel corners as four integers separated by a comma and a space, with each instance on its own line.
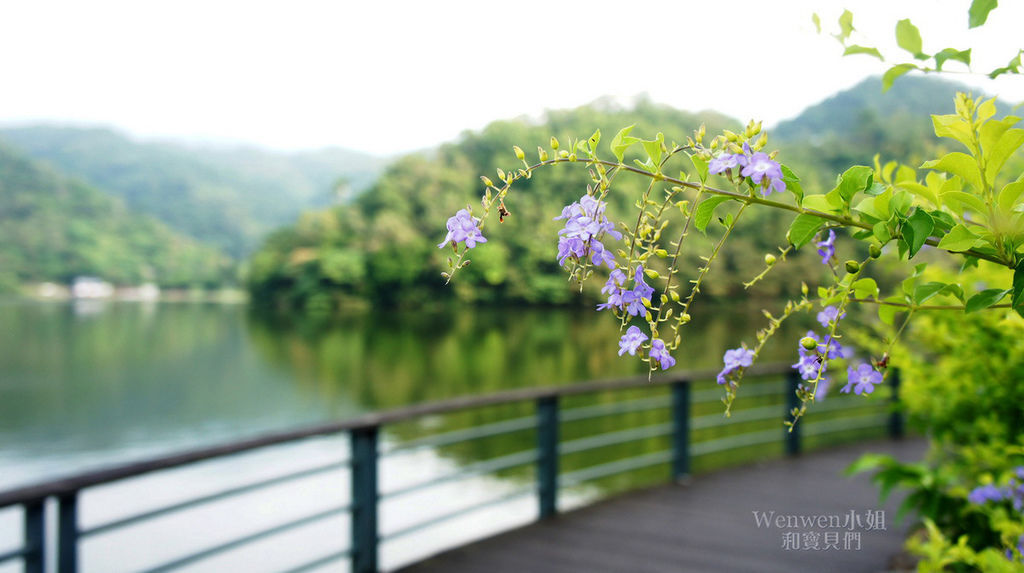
739, 151, 786, 196
816, 230, 836, 265
793, 353, 822, 381
840, 363, 882, 395
597, 265, 655, 317
708, 153, 740, 174
968, 483, 1007, 505
438, 209, 487, 249
816, 306, 845, 329
649, 338, 676, 370
618, 326, 648, 356
555, 194, 622, 268
717, 347, 754, 384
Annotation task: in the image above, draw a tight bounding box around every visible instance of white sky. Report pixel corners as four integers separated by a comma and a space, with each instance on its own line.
1, 0, 1022, 156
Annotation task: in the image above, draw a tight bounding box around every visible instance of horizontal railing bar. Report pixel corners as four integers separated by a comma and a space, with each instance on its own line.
803, 414, 888, 437
383, 415, 536, 456
690, 429, 782, 456
0, 545, 29, 563
691, 380, 784, 403
381, 485, 535, 542
82, 460, 349, 537
561, 450, 674, 488
381, 449, 538, 500
560, 396, 671, 423
279, 547, 352, 573
561, 423, 673, 456
692, 404, 783, 430
0, 364, 794, 507
137, 504, 350, 573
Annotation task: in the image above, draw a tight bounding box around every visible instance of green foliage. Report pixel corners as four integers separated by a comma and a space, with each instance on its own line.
0, 126, 385, 256
0, 144, 233, 287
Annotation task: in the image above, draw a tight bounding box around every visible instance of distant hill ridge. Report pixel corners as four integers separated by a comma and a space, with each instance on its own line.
0, 126, 387, 257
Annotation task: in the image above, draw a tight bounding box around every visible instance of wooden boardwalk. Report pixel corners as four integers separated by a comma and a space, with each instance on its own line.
400, 438, 927, 573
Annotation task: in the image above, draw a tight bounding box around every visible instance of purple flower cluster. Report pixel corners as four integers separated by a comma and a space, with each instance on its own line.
840, 363, 882, 395
618, 326, 647, 356
717, 347, 754, 385
968, 467, 1024, 512
597, 266, 655, 317
555, 194, 622, 269
707, 143, 786, 197
649, 338, 676, 370
438, 209, 487, 249
816, 230, 836, 265
792, 330, 853, 389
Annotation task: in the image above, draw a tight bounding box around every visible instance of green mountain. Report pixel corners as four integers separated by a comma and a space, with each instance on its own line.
0, 144, 233, 290
0, 126, 386, 257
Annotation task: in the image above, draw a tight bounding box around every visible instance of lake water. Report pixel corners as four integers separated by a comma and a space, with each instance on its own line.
0, 300, 814, 571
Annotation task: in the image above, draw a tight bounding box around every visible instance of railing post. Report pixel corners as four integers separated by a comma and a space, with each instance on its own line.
536, 396, 559, 519
57, 492, 78, 573
785, 371, 801, 457
671, 380, 691, 482
888, 368, 904, 440
24, 500, 45, 573
350, 426, 379, 573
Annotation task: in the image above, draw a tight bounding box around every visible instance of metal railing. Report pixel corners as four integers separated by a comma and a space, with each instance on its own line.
0, 365, 903, 573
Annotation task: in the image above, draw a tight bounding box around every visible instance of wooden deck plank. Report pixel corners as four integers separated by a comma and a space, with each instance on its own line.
399, 438, 927, 573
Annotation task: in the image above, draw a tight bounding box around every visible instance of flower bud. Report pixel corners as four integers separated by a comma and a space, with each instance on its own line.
559, 150, 569, 159
655, 249, 668, 258
538, 147, 549, 162
800, 336, 818, 351
845, 260, 861, 274
679, 313, 691, 324
869, 244, 882, 259
644, 269, 660, 279
764, 254, 776, 266
496, 168, 506, 181
513, 146, 525, 161
480, 176, 494, 188
550, 136, 559, 150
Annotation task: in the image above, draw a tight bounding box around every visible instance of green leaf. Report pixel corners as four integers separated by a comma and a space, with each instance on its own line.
609, 125, 639, 163
997, 181, 1024, 215
937, 224, 981, 251
843, 45, 883, 60
787, 214, 827, 249
989, 49, 1022, 79
812, 13, 821, 33
921, 152, 984, 192
904, 209, 934, 258
895, 19, 924, 58
641, 133, 665, 171
968, 0, 998, 28
695, 196, 731, 233
852, 278, 879, 299
826, 165, 873, 206
780, 164, 803, 203
844, 453, 895, 477
587, 129, 601, 152
914, 282, 949, 305
802, 194, 840, 213
689, 154, 709, 184
836, 9, 854, 41
985, 128, 1024, 185
1013, 260, 1024, 316
882, 64, 916, 91
934, 48, 971, 71
965, 288, 1009, 312
942, 191, 988, 218
873, 221, 892, 243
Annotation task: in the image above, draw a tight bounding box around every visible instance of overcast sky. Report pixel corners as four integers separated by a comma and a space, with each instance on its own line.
1, 1, 1022, 155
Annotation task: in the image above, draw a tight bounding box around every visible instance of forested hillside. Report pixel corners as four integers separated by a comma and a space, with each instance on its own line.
0, 144, 232, 290
0, 126, 385, 256
247, 76, 1004, 311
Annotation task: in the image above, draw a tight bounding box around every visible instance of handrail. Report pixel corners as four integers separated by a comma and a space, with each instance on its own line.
0, 363, 899, 573
0, 363, 789, 508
